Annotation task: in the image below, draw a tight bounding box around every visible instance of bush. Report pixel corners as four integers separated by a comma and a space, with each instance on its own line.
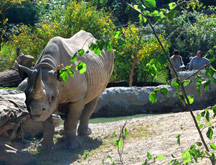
111, 24, 170, 83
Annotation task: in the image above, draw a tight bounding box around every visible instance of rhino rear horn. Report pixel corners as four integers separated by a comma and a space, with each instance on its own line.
18, 65, 33, 78
31, 69, 45, 99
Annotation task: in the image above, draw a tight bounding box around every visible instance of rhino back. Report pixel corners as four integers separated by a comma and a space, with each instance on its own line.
34, 30, 114, 104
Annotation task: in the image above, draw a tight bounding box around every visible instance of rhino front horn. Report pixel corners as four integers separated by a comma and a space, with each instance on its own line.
31, 69, 45, 99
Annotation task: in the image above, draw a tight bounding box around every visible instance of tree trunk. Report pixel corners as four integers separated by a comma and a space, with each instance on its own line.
129, 36, 142, 87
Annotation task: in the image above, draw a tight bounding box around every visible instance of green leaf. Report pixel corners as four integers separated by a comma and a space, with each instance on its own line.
176, 134, 180, 146
67, 69, 74, 77
201, 111, 206, 117
105, 42, 113, 52
196, 115, 201, 122
157, 155, 164, 160
204, 80, 211, 91
160, 88, 168, 97
114, 30, 121, 39
60, 70, 68, 83
158, 54, 167, 65
206, 111, 210, 122
117, 38, 126, 47
147, 152, 152, 159
78, 49, 85, 56
144, 0, 156, 8
167, 10, 178, 20
198, 124, 204, 129
183, 80, 192, 87
206, 127, 213, 140
173, 79, 180, 90
151, 10, 159, 16
149, 91, 157, 103
182, 150, 192, 164
205, 67, 215, 78
210, 143, 216, 150
150, 64, 158, 77
168, 2, 176, 10
196, 142, 202, 146
100, 0, 103, 4
125, 128, 129, 135
185, 95, 194, 105
134, 5, 141, 12
76, 61, 87, 74
71, 54, 78, 62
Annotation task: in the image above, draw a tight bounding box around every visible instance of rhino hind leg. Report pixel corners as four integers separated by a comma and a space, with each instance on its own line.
78, 96, 100, 136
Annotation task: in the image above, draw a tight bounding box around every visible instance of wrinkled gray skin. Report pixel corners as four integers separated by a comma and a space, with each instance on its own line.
18, 30, 114, 150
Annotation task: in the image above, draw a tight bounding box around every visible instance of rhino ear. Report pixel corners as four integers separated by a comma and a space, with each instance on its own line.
54, 69, 63, 82
18, 65, 33, 78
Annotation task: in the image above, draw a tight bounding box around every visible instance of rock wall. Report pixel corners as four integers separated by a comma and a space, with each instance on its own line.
94, 70, 216, 117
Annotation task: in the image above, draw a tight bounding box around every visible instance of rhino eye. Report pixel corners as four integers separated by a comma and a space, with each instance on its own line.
51, 96, 55, 102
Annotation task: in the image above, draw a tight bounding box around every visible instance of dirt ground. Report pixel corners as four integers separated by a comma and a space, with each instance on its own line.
0, 109, 215, 165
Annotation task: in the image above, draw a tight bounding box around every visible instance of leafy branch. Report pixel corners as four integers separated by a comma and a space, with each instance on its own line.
121, 0, 215, 164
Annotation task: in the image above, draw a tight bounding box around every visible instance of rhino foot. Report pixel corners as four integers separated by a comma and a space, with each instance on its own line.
39, 141, 55, 152
78, 127, 92, 136
66, 138, 81, 150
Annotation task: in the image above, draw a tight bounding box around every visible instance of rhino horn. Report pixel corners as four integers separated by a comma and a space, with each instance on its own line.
18, 65, 33, 77
31, 69, 45, 99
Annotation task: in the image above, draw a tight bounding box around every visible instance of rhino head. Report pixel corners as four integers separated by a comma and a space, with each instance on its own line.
19, 65, 61, 121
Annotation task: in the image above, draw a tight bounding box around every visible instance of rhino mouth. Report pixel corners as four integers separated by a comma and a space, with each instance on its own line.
32, 114, 41, 118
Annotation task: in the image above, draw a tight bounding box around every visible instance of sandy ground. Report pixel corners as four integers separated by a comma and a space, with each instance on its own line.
70, 110, 215, 165
0, 110, 215, 165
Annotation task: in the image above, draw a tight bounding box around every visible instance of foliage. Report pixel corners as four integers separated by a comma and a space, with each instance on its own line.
165, 8, 216, 58
1, 0, 115, 69
111, 24, 170, 82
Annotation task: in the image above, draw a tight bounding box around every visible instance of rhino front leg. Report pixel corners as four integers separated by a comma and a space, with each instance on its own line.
64, 101, 83, 150
41, 115, 55, 150
78, 96, 100, 136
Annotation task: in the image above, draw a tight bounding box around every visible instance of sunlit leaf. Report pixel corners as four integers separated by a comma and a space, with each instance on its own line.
182, 150, 192, 164
198, 124, 204, 129
168, 2, 176, 10
205, 67, 215, 78
183, 80, 192, 87
144, 0, 156, 8
114, 30, 121, 39
196, 115, 201, 122
71, 54, 78, 62
60, 70, 68, 83
210, 143, 216, 150
147, 152, 152, 159
105, 42, 113, 51
76, 61, 87, 74
157, 155, 164, 160
149, 91, 157, 103
78, 49, 85, 56
160, 88, 168, 97
185, 95, 194, 105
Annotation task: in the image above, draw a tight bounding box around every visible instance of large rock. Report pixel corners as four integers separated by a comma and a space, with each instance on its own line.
94, 70, 216, 117
0, 89, 62, 140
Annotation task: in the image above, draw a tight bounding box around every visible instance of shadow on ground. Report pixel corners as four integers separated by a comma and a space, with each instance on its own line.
0, 135, 103, 165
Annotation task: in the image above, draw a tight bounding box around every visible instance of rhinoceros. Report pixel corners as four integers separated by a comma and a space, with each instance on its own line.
18, 30, 114, 150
